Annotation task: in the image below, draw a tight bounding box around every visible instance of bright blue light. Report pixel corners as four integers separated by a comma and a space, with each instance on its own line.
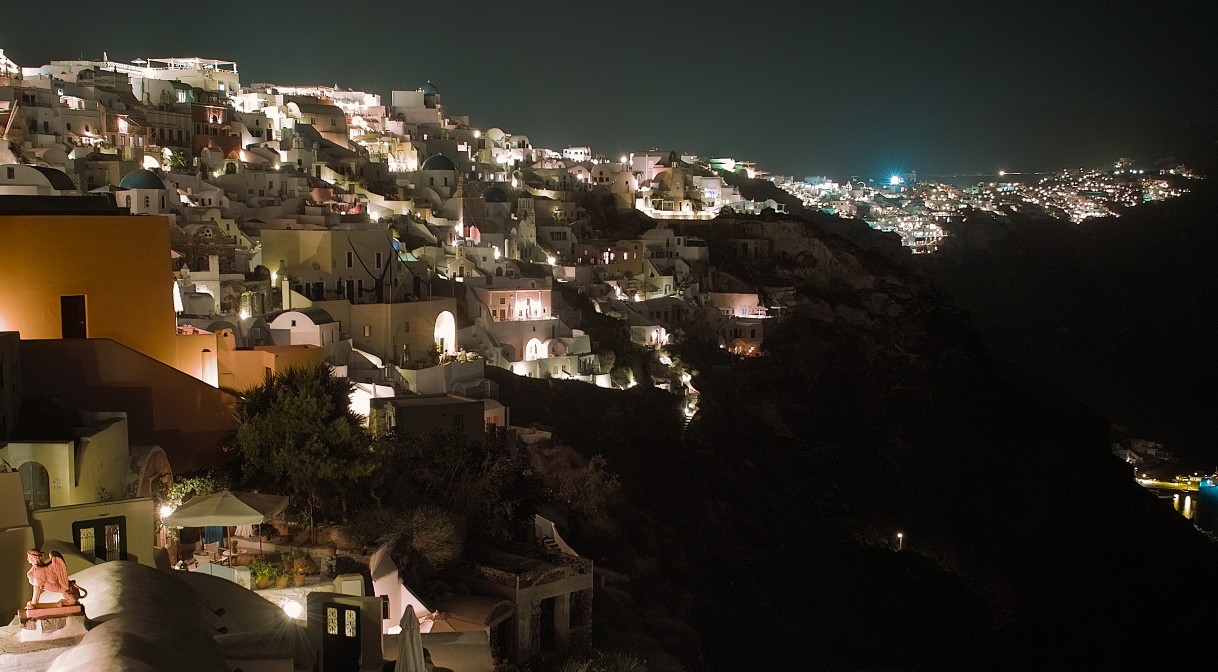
889, 175, 902, 186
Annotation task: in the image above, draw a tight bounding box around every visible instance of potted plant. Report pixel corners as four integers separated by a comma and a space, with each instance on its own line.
274, 566, 291, 589
251, 560, 274, 589
283, 548, 316, 580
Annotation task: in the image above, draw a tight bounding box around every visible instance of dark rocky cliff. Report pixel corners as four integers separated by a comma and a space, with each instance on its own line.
493, 186, 1218, 670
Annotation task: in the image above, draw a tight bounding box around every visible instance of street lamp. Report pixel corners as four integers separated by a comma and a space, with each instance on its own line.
896, 532, 904, 550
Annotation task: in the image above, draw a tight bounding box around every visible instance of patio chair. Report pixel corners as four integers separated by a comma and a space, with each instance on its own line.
204, 541, 220, 558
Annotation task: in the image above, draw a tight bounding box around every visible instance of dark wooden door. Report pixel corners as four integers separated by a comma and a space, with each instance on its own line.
60, 295, 87, 338
322, 602, 360, 671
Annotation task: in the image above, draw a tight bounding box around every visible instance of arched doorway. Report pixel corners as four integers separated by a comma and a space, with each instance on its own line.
433, 311, 457, 356
525, 338, 545, 361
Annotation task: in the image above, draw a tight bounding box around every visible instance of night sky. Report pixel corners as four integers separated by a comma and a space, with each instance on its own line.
3, 1, 1215, 177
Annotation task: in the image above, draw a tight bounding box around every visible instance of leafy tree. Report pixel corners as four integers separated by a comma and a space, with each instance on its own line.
235, 364, 372, 529
373, 429, 540, 542
160, 472, 230, 508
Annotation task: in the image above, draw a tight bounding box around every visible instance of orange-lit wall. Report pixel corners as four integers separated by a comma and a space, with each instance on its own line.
220, 344, 325, 394
0, 213, 217, 382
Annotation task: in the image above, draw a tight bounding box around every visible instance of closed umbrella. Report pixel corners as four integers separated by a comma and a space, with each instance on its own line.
166, 490, 289, 559
394, 604, 427, 672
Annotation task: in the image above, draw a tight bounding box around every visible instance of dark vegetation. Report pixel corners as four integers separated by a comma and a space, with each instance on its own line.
229, 364, 621, 610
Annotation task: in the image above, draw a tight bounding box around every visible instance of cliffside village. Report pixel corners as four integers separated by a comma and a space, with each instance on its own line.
0, 48, 820, 671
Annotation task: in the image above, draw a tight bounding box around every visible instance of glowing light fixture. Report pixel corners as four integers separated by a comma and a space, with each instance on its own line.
889, 175, 902, 186
159, 504, 175, 519
283, 600, 304, 619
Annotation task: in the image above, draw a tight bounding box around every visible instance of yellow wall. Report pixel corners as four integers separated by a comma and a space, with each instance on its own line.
261, 228, 335, 279
72, 416, 134, 505
316, 298, 457, 364
0, 214, 219, 383
262, 228, 400, 290
1, 440, 73, 507
0, 415, 139, 507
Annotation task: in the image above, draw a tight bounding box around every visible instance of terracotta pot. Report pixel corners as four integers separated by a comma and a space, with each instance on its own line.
255, 577, 270, 589
293, 573, 307, 587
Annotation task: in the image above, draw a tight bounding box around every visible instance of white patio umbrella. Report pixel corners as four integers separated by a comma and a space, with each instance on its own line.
394, 604, 427, 672
165, 490, 289, 558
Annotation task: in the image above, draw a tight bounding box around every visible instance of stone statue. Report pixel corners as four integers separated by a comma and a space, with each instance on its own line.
25, 549, 69, 609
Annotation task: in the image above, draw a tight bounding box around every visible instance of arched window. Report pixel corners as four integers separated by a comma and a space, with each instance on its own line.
18, 462, 50, 510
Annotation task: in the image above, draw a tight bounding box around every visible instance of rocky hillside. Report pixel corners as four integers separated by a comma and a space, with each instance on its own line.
916, 178, 1218, 468
494, 205, 1218, 670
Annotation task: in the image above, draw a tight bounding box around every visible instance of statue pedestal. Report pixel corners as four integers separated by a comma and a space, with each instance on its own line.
18, 604, 87, 642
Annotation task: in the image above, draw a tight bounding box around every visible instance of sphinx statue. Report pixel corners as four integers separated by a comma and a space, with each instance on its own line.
25, 549, 69, 608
